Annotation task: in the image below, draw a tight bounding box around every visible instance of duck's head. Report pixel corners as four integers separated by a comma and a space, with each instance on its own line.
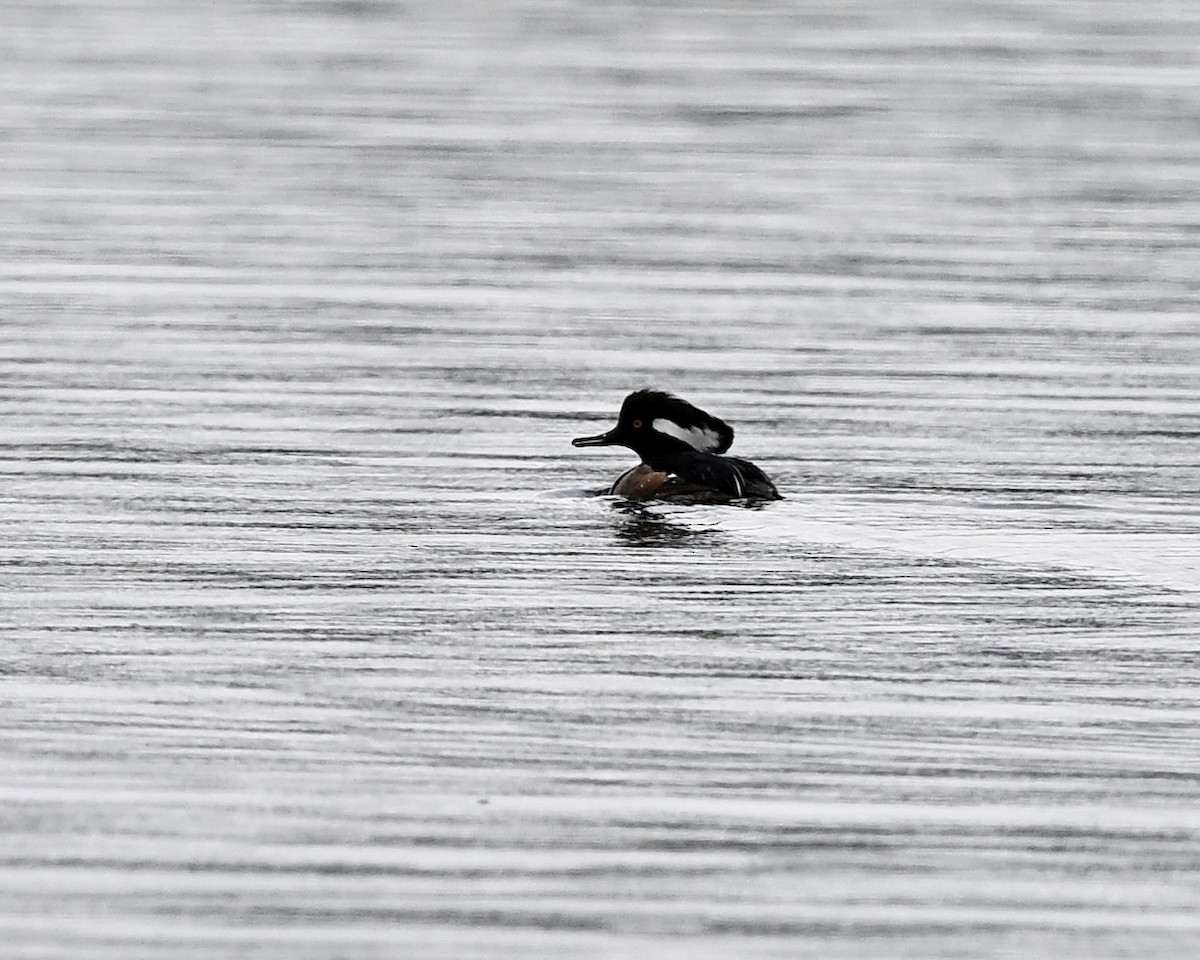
571, 389, 734, 460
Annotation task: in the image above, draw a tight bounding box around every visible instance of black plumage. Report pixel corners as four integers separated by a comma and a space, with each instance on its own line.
572, 390, 780, 502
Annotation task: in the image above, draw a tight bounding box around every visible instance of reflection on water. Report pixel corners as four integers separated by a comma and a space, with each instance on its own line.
609, 501, 722, 548
2, 0, 1200, 958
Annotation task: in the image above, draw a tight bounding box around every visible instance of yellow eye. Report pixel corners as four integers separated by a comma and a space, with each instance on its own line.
632, 419, 643, 428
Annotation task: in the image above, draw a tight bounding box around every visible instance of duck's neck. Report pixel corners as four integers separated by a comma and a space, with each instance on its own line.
637, 433, 700, 467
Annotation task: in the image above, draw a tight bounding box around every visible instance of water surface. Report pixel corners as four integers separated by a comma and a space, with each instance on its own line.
2, 1, 1200, 957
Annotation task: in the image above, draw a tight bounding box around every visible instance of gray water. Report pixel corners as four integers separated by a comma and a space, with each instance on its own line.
3, 1, 1200, 957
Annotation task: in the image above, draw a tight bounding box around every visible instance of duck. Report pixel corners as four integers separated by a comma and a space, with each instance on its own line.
572, 389, 780, 502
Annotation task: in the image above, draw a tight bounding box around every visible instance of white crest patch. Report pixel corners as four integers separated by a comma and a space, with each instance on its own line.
652, 417, 723, 453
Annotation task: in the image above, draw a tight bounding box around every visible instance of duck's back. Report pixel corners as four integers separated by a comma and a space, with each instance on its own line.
612, 454, 780, 502
725, 456, 781, 500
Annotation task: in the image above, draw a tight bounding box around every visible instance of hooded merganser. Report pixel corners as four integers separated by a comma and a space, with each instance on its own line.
572, 389, 781, 502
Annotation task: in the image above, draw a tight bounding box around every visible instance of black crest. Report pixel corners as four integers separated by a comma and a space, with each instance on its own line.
621, 390, 735, 454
